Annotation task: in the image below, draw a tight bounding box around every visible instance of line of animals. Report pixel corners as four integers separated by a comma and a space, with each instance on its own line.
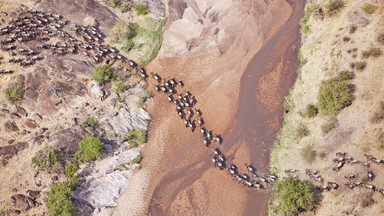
133, 68, 278, 190
284, 152, 384, 194
2, 9, 384, 195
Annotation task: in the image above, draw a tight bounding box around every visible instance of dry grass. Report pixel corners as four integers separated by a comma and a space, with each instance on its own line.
362, 47, 382, 58
83, 16, 97, 26
370, 102, 384, 124
360, 3, 378, 14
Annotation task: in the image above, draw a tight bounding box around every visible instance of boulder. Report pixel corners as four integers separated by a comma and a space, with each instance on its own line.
25, 119, 38, 129
16, 106, 27, 117
10, 194, 35, 210
50, 125, 87, 152
4, 121, 19, 132
26, 190, 40, 200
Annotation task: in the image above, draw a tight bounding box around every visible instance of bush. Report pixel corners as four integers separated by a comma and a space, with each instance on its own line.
302, 104, 318, 118
296, 124, 310, 138
301, 146, 316, 164
32, 147, 59, 171
136, 4, 149, 15
5, 85, 22, 105
93, 64, 113, 83
64, 164, 77, 178
325, 0, 344, 15
321, 117, 337, 134
127, 128, 147, 143
317, 78, 352, 115
128, 140, 138, 149
354, 62, 367, 71
122, 3, 131, 12
361, 3, 377, 14
113, 0, 120, 7
121, 40, 135, 51
338, 71, 353, 81
113, 80, 130, 94
274, 178, 314, 215
109, 20, 133, 44
131, 155, 143, 164
362, 48, 382, 58
140, 89, 150, 104
86, 116, 100, 128
47, 182, 76, 216
75, 134, 103, 163
299, 3, 321, 34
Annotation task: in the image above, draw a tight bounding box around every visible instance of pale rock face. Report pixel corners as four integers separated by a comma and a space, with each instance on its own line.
72, 148, 141, 209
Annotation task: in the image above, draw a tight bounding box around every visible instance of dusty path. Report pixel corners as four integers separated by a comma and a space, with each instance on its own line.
113, 0, 300, 215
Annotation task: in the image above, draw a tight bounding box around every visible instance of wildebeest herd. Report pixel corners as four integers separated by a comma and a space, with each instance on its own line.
0, 9, 126, 74
283, 152, 384, 194
2, 9, 384, 195
143, 70, 279, 190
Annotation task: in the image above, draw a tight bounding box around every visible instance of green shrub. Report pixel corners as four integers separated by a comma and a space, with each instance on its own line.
317, 78, 352, 115
113, 80, 130, 94
140, 89, 150, 104
135, 165, 141, 170
302, 104, 318, 118
127, 128, 147, 143
86, 116, 100, 128
32, 147, 59, 171
145, 119, 151, 126
113, 0, 120, 7
109, 20, 133, 44
136, 4, 149, 15
325, 0, 344, 15
5, 85, 22, 105
121, 40, 135, 51
301, 146, 316, 164
296, 124, 310, 138
362, 48, 382, 58
75, 134, 103, 163
299, 4, 321, 34
64, 164, 77, 178
47, 182, 76, 216
131, 155, 143, 164
128, 140, 138, 149
273, 178, 314, 215
338, 70, 353, 81
321, 117, 337, 134
361, 3, 377, 14
122, 3, 131, 12
93, 64, 113, 83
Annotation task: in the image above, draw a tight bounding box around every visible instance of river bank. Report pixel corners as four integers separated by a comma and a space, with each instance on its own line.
270, 0, 384, 215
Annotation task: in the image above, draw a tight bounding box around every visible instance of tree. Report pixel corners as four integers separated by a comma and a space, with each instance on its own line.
93, 64, 113, 83
47, 182, 76, 216
75, 134, 103, 163
275, 178, 314, 215
317, 78, 352, 115
5, 85, 22, 105
136, 4, 149, 15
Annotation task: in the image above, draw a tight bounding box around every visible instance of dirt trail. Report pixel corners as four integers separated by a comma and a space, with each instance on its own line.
114, 0, 301, 215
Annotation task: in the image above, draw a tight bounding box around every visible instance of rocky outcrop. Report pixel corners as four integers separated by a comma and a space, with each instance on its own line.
10, 194, 37, 210
72, 147, 141, 210
50, 125, 88, 152
0, 142, 29, 167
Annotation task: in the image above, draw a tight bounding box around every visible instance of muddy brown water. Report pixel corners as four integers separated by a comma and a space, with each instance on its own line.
148, 0, 304, 215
